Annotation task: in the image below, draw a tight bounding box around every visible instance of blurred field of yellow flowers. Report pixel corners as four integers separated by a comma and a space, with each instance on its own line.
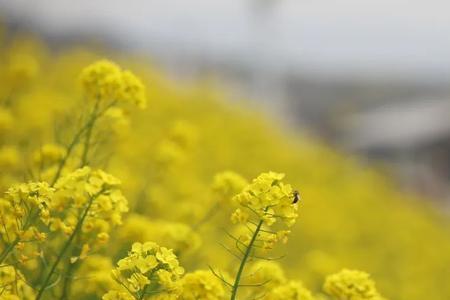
1, 28, 450, 300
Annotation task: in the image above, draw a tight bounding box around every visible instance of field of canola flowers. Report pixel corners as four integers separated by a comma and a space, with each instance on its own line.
1, 29, 450, 300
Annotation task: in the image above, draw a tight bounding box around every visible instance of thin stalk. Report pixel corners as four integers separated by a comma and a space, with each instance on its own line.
35, 191, 101, 299
79, 119, 95, 167
0, 210, 39, 264
138, 285, 149, 300
0, 241, 17, 264
80, 100, 100, 167
230, 219, 263, 300
50, 121, 89, 186
50, 100, 114, 186
59, 236, 81, 300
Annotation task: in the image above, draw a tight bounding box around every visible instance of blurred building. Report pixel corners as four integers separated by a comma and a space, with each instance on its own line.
342, 99, 450, 198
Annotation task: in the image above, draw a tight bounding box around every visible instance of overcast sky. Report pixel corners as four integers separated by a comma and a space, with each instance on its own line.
1, 0, 450, 79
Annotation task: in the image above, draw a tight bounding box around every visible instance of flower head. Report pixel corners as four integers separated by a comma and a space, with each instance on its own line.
324, 269, 384, 300
230, 172, 299, 250
80, 59, 146, 109
110, 242, 184, 298
179, 270, 225, 300
51, 167, 128, 241
232, 172, 298, 228
265, 280, 315, 300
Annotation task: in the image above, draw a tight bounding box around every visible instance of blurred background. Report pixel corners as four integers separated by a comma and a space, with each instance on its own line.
1, 0, 450, 202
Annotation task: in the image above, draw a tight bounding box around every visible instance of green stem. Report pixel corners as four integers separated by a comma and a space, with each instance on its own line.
0, 210, 39, 264
35, 191, 101, 299
79, 119, 95, 167
50, 100, 113, 186
138, 285, 149, 300
79, 100, 100, 168
59, 238, 80, 300
50, 122, 89, 186
0, 240, 17, 264
230, 219, 263, 300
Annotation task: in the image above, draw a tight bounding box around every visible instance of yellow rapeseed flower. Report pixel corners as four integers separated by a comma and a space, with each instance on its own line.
324, 269, 384, 300
80, 59, 146, 109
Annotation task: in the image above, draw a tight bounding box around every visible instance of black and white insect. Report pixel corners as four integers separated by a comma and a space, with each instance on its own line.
292, 190, 300, 204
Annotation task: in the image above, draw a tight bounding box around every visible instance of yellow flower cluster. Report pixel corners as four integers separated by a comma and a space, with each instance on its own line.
0, 264, 35, 299
228, 172, 298, 256
232, 172, 298, 228
108, 242, 184, 299
0, 182, 54, 242
80, 59, 146, 109
51, 167, 128, 240
324, 269, 385, 300
265, 281, 315, 300
178, 270, 225, 300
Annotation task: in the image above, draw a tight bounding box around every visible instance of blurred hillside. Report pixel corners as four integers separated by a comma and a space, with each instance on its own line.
1, 0, 450, 200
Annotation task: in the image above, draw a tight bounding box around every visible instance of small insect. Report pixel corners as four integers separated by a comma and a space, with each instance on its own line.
292, 190, 300, 204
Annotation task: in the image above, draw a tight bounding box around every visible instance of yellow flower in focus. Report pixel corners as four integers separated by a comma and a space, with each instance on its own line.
136, 254, 158, 273
109, 242, 184, 299
232, 172, 298, 228
128, 272, 150, 291
2, 181, 54, 235
230, 208, 249, 224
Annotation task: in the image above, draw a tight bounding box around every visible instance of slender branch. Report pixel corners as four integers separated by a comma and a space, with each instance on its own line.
79, 99, 100, 167
59, 246, 79, 300
35, 190, 103, 299
0, 210, 39, 264
209, 265, 233, 288
50, 123, 88, 186
50, 100, 115, 186
139, 284, 149, 300
0, 242, 16, 264
230, 219, 263, 300
237, 279, 271, 287
218, 242, 242, 261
